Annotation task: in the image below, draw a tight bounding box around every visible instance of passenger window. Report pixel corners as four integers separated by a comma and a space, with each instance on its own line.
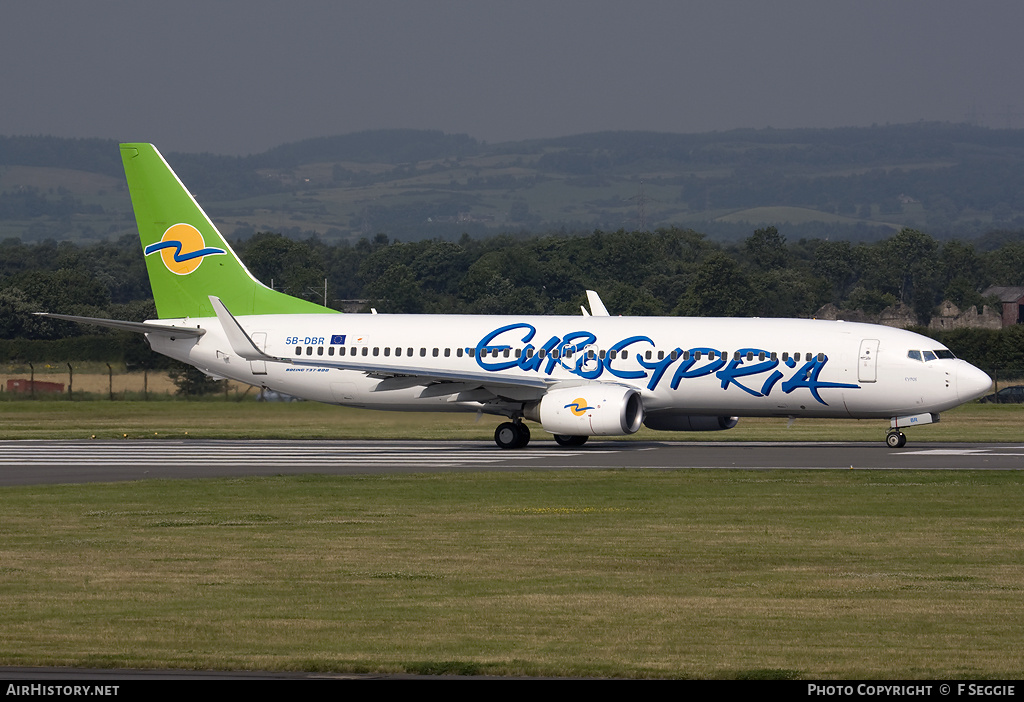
683, 351, 690, 361
317, 347, 324, 356
295, 346, 301, 355
770, 352, 777, 361
339, 347, 346, 357
794, 353, 801, 361
457, 348, 464, 358
373, 347, 379, 356
758, 352, 765, 361
817, 353, 825, 362
392, 347, 398, 357
645, 350, 652, 360
420, 348, 426, 357
384, 348, 390, 357
782, 352, 789, 361
306, 346, 313, 355
657, 351, 664, 360
328, 347, 334, 356
444, 348, 450, 357
432, 348, 439, 357
407, 348, 413, 357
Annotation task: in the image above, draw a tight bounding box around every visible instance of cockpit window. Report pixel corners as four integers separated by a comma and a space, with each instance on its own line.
908, 349, 956, 362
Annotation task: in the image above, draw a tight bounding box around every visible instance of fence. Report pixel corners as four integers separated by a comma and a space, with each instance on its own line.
0, 365, 254, 400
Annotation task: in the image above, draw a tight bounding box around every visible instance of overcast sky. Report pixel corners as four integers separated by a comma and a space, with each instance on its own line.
3, 0, 1023, 155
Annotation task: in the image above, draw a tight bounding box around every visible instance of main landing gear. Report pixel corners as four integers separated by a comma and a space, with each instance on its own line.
494, 420, 531, 449
493, 422, 591, 449
885, 430, 907, 449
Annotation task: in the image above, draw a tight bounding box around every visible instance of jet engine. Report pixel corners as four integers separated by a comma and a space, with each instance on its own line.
526, 386, 645, 436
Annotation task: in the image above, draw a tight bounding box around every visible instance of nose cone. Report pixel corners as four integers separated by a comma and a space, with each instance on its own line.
957, 362, 992, 403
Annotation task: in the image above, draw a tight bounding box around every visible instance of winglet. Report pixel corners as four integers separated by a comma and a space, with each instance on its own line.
209, 295, 273, 361
586, 290, 610, 316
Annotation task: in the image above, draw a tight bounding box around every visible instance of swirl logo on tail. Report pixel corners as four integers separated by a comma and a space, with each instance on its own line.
144, 223, 226, 275
565, 398, 594, 416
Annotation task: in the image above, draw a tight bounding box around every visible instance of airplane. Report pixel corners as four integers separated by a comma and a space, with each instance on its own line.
38, 143, 993, 450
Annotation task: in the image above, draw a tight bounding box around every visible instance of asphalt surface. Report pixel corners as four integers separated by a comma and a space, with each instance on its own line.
0, 439, 1021, 486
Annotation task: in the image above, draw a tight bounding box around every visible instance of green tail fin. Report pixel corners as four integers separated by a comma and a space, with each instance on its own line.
120, 143, 336, 319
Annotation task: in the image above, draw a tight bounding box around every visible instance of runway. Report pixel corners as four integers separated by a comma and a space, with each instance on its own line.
0, 439, 1022, 485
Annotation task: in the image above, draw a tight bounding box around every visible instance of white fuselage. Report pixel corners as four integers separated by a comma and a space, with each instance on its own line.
145, 313, 992, 423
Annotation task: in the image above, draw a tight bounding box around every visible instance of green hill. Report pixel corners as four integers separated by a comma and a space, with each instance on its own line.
3, 124, 1024, 244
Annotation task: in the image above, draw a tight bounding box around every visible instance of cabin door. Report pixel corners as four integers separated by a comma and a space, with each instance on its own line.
858, 339, 879, 383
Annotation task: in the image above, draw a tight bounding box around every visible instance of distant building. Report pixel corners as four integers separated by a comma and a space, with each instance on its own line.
982, 286, 1024, 327
928, 300, 1002, 331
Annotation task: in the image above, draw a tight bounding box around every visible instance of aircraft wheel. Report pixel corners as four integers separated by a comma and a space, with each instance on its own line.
886, 431, 907, 448
553, 434, 588, 447
495, 422, 527, 449
516, 422, 531, 448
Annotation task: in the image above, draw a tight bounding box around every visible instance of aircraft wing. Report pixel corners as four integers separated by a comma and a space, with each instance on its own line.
208, 296, 553, 400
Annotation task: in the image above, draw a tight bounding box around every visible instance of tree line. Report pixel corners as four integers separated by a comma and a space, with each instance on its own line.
2, 226, 1023, 372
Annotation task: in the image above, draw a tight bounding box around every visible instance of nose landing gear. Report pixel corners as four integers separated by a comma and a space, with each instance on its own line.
885, 430, 907, 448
885, 412, 939, 448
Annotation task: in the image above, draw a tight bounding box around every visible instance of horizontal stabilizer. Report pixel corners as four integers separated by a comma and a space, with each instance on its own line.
34, 312, 205, 338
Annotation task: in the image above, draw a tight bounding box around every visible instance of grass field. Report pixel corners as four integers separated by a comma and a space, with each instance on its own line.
0, 397, 1019, 442
1, 470, 1023, 678
0, 400, 1021, 678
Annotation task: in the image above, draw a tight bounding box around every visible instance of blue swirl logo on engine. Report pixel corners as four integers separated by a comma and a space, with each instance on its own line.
564, 398, 594, 416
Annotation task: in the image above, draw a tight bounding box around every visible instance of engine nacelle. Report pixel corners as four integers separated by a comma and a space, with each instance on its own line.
528, 386, 645, 436
643, 413, 739, 432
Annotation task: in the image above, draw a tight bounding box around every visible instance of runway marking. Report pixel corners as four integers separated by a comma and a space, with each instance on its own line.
0, 441, 611, 468
902, 448, 1024, 456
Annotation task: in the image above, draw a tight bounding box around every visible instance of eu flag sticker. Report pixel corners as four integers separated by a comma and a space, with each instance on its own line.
330, 334, 346, 345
